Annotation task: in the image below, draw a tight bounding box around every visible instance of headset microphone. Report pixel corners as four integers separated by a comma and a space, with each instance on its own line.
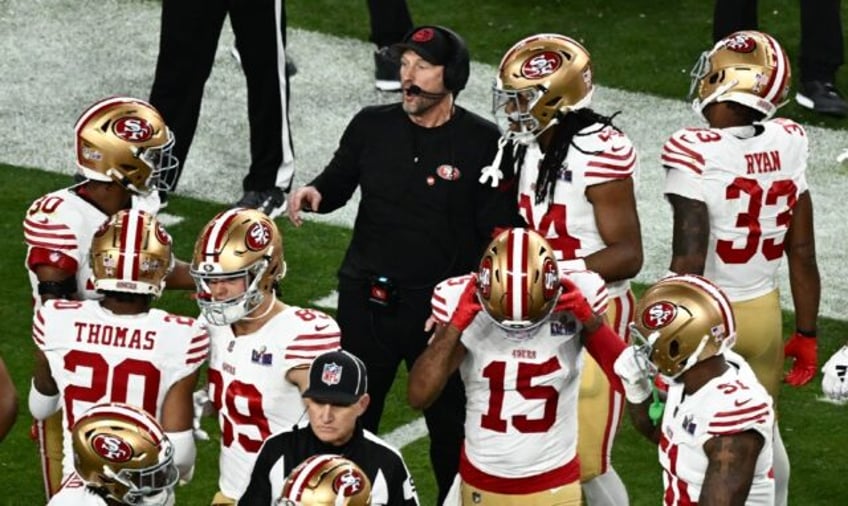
405, 85, 448, 99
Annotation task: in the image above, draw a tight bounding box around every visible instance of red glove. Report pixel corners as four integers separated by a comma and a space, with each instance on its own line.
784, 332, 818, 387
449, 275, 481, 332
555, 277, 594, 324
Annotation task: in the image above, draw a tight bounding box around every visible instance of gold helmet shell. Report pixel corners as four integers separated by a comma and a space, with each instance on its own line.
493, 33, 594, 142
90, 209, 174, 298
74, 96, 178, 195
72, 402, 178, 505
631, 274, 736, 379
281, 454, 372, 506
191, 208, 286, 325
477, 228, 561, 331
690, 30, 791, 119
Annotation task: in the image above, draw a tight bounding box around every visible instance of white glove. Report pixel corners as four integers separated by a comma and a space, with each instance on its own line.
192, 389, 212, 441
614, 346, 653, 404
822, 345, 848, 405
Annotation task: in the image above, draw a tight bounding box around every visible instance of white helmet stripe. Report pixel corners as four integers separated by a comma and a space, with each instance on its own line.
120, 209, 143, 283
673, 274, 736, 336
762, 33, 788, 104
287, 454, 338, 500
78, 403, 164, 442
204, 208, 242, 257
508, 229, 527, 322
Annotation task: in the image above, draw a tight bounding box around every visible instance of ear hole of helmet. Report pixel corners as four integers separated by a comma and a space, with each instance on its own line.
668, 339, 680, 360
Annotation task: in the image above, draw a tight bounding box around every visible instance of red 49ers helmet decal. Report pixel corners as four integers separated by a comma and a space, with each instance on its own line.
91, 433, 133, 463
112, 116, 155, 142
245, 221, 272, 251
521, 51, 563, 79
642, 301, 678, 330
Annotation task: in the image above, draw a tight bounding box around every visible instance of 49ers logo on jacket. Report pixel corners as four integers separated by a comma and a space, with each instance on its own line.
91, 433, 132, 462
436, 165, 461, 181
521, 51, 563, 79
642, 301, 677, 329
333, 468, 367, 496
112, 116, 154, 142
723, 33, 757, 53
245, 221, 272, 251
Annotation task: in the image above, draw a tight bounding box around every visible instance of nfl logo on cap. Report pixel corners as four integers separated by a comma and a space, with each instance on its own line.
321, 362, 343, 386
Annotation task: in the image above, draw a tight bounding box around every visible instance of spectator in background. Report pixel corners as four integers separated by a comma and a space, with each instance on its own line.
368, 0, 414, 91
0, 356, 17, 443
150, 0, 295, 217
239, 350, 419, 505
287, 25, 520, 504
713, 0, 848, 117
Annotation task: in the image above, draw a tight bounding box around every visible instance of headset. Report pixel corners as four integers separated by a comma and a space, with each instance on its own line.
399, 25, 470, 95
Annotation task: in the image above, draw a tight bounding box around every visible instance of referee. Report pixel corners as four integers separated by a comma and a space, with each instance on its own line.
238, 350, 419, 505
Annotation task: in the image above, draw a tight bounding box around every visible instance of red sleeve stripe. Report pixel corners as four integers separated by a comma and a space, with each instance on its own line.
23, 228, 77, 242
185, 355, 207, 365
586, 156, 636, 172
713, 402, 770, 418
432, 304, 449, 319
666, 137, 705, 164
661, 154, 703, 175
590, 146, 635, 161
32, 332, 45, 346
187, 343, 209, 356
708, 417, 770, 435
708, 411, 771, 429
23, 218, 74, 232
288, 341, 342, 352
293, 332, 342, 341
190, 334, 209, 344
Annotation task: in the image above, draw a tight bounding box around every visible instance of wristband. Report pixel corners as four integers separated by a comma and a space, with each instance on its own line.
795, 328, 817, 338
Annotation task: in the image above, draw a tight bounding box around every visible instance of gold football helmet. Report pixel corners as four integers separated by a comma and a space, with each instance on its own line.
280, 454, 372, 506
74, 96, 178, 195
191, 208, 286, 325
493, 33, 594, 142
72, 402, 178, 506
477, 228, 561, 331
90, 209, 174, 298
690, 30, 791, 120
630, 274, 736, 379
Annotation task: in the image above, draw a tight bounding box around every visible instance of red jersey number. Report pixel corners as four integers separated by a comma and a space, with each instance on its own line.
480, 356, 562, 433
207, 368, 271, 452
518, 194, 582, 259
63, 350, 161, 428
717, 177, 797, 264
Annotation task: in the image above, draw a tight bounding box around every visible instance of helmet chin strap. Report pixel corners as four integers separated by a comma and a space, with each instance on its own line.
241, 293, 277, 321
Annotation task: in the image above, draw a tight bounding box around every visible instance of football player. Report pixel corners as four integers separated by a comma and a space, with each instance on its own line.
190, 208, 342, 504
661, 30, 820, 505
615, 275, 776, 505
482, 33, 642, 504
22, 95, 193, 498
279, 454, 372, 506
29, 210, 206, 488
408, 228, 625, 505
48, 402, 180, 506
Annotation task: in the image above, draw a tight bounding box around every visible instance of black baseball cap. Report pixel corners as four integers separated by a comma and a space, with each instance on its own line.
302, 350, 368, 406
391, 26, 453, 66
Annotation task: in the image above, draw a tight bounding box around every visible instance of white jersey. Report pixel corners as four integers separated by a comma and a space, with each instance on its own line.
206, 306, 341, 499
32, 299, 208, 479
517, 124, 638, 298
23, 184, 160, 307
48, 473, 107, 506
660, 351, 775, 505
661, 119, 809, 301
431, 270, 608, 486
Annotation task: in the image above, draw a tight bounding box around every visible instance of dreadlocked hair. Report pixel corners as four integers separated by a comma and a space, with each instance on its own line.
534, 108, 622, 205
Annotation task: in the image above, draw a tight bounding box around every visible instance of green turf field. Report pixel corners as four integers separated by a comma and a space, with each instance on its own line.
2, 0, 848, 503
